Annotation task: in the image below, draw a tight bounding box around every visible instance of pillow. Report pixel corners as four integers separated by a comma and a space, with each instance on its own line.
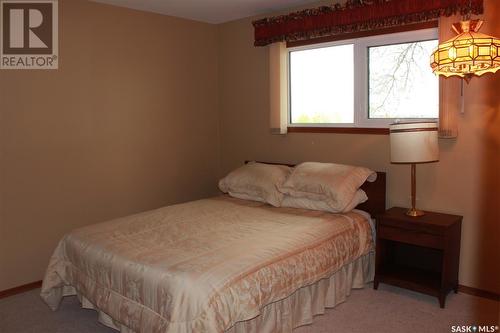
278, 162, 376, 212
281, 189, 368, 213
342, 189, 369, 212
218, 162, 291, 207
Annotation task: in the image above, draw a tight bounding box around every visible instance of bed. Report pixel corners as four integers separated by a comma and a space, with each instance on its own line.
40, 162, 386, 333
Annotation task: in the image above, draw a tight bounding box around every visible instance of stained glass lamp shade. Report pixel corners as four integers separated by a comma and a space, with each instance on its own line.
430, 20, 500, 82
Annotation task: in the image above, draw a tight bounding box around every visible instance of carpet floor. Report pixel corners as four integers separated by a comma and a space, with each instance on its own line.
0, 284, 498, 333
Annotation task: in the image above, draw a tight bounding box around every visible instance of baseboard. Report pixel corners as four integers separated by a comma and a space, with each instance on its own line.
0, 280, 42, 300
1, 280, 498, 302
458, 285, 500, 302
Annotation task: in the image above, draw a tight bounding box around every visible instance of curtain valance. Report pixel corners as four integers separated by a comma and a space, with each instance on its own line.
253, 0, 483, 47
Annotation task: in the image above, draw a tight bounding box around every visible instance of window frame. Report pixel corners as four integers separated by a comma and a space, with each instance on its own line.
287, 27, 439, 131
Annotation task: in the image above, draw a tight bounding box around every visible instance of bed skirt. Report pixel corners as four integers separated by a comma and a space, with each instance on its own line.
60, 251, 374, 333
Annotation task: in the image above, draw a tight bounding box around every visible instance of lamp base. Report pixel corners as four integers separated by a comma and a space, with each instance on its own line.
406, 208, 425, 217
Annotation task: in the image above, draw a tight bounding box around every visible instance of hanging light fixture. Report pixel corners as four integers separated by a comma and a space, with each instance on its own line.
430, 6, 500, 83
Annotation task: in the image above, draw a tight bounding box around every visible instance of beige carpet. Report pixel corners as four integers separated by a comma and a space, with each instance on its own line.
0, 284, 498, 333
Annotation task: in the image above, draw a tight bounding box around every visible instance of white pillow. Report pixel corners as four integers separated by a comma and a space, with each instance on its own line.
219, 162, 291, 207
281, 189, 368, 213
278, 162, 376, 212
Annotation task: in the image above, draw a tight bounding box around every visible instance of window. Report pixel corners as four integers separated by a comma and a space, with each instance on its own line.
368, 40, 438, 119
289, 44, 354, 124
288, 28, 439, 128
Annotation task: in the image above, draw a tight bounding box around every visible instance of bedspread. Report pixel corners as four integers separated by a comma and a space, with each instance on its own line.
41, 196, 373, 333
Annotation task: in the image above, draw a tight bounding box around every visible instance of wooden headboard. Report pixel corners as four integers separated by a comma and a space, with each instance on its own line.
245, 161, 386, 218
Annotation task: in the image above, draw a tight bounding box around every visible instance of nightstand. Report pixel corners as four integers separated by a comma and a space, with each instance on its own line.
374, 207, 462, 308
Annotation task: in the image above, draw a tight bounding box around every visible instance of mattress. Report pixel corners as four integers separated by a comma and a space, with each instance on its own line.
41, 195, 374, 333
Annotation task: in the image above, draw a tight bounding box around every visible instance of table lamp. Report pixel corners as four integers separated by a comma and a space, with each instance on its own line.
390, 122, 439, 217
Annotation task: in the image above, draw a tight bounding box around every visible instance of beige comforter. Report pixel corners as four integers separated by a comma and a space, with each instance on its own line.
41, 196, 373, 333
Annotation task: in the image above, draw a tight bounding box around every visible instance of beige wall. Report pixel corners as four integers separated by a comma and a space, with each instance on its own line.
218, 1, 500, 294
0, 0, 220, 290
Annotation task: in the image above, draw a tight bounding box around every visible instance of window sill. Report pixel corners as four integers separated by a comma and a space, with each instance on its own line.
287, 127, 389, 135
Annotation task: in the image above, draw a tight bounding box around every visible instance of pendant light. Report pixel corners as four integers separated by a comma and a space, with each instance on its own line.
430, 3, 500, 82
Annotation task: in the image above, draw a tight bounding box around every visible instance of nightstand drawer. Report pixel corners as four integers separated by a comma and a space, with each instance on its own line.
378, 225, 443, 250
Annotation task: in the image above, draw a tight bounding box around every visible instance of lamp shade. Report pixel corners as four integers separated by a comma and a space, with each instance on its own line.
390, 122, 439, 163
430, 20, 500, 81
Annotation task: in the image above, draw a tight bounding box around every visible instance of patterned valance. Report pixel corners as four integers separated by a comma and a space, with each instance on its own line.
253, 0, 484, 47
